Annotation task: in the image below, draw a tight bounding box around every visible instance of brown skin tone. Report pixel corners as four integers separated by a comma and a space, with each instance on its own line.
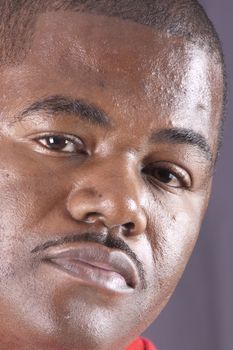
0, 11, 223, 350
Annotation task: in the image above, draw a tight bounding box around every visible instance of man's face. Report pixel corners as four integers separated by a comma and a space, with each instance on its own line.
0, 11, 223, 350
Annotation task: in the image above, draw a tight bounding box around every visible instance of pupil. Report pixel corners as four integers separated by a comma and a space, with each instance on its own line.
48, 136, 67, 149
157, 169, 173, 183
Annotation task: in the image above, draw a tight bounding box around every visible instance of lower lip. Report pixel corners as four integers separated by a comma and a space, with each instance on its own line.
44, 258, 133, 294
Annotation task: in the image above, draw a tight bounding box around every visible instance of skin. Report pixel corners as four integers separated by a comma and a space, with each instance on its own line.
0, 10, 223, 350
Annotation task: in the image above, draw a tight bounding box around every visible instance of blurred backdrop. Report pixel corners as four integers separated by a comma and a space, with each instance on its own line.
142, 1, 233, 349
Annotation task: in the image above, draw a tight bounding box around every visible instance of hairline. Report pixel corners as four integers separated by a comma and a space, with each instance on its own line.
0, 2, 227, 155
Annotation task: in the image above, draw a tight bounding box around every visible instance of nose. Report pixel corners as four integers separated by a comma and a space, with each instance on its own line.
66, 158, 147, 236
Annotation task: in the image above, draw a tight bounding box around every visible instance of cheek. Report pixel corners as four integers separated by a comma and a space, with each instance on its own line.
0, 151, 69, 283
157, 211, 198, 270
0, 157, 70, 339
145, 194, 205, 291
0, 150, 67, 233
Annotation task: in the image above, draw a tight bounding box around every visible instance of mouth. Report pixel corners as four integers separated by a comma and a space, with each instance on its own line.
42, 243, 138, 293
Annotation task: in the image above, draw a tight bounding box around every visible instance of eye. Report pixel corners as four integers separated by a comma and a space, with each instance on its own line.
143, 163, 191, 189
34, 134, 86, 154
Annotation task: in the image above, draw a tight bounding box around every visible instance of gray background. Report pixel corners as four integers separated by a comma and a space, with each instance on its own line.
142, 1, 233, 349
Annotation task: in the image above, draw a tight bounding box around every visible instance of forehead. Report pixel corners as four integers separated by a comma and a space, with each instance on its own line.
0, 11, 223, 152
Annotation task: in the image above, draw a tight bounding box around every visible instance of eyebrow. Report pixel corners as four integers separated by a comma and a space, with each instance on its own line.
20, 95, 111, 127
19, 95, 213, 162
150, 128, 213, 162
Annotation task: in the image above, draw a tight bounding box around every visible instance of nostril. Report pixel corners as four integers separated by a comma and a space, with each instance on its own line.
123, 222, 135, 232
83, 212, 103, 223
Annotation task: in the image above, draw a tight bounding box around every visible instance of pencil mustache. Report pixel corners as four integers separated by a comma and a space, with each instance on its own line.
31, 232, 128, 254
31, 231, 147, 289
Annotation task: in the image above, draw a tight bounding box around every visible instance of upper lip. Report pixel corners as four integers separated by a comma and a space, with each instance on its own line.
42, 243, 139, 288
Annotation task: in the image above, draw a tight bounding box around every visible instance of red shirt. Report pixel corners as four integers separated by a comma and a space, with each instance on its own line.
126, 337, 157, 350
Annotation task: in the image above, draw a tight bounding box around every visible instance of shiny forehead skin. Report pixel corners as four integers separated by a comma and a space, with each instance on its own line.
1, 11, 223, 161
0, 0, 226, 152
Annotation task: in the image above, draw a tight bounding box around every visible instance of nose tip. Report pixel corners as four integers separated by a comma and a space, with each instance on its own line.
66, 188, 147, 237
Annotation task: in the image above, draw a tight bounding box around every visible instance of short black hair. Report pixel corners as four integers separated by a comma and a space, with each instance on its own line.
0, 0, 224, 62
0, 0, 226, 147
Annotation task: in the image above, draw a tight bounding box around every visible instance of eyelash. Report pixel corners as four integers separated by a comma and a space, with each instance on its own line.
33, 133, 86, 154
142, 163, 191, 189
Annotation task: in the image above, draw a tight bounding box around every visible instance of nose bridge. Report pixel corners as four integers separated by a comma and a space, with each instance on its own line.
95, 156, 138, 199
67, 155, 147, 235
86, 156, 141, 216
